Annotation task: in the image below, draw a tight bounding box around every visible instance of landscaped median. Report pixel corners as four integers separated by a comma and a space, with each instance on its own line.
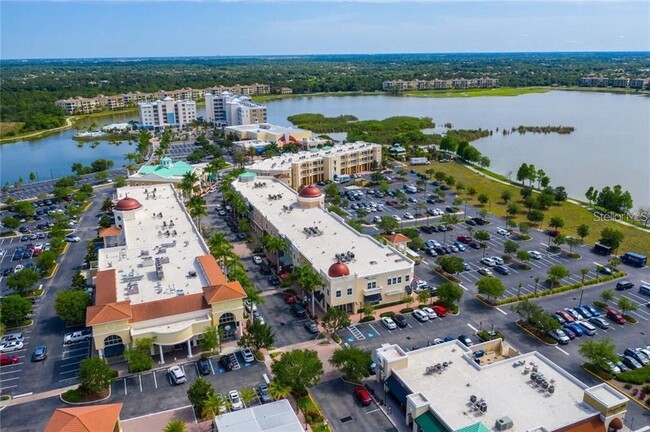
299, 393, 331, 432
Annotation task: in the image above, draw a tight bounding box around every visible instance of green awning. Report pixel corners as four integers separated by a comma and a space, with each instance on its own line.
415, 411, 449, 432
454, 422, 491, 432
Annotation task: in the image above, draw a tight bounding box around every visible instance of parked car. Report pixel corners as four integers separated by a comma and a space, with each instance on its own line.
623, 348, 650, 366
563, 322, 585, 337
458, 335, 474, 347
603, 360, 621, 375
241, 348, 255, 363
196, 357, 211, 375
0, 341, 24, 353
563, 308, 581, 321
304, 320, 319, 334
494, 265, 510, 275
583, 305, 600, 317
0, 354, 20, 366
258, 384, 272, 403
496, 228, 510, 236
353, 386, 372, 406
589, 317, 610, 329
477, 267, 493, 276
480, 257, 496, 267
228, 390, 244, 410
0, 333, 24, 345
621, 355, 643, 370
64, 235, 81, 242
252, 255, 264, 265
529, 250, 543, 259
606, 308, 626, 324
168, 366, 187, 385
64, 330, 92, 345
562, 326, 576, 339
576, 321, 597, 336
268, 274, 281, 286
616, 281, 634, 291
421, 307, 437, 320
432, 305, 448, 317
31, 345, 47, 362
291, 303, 307, 318
219, 355, 234, 371
556, 310, 575, 323
548, 329, 570, 345
381, 317, 397, 330
572, 307, 590, 320
393, 314, 408, 328
491, 256, 505, 266
412, 309, 429, 322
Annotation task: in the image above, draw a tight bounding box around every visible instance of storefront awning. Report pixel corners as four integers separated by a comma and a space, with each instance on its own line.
415, 411, 449, 432
364, 293, 382, 304
386, 374, 408, 404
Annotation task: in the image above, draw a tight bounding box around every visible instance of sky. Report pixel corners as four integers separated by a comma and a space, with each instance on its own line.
1, 1, 649, 59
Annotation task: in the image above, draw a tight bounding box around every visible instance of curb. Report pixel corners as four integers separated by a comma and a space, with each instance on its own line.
60, 386, 112, 406
514, 320, 557, 346
45, 263, 60, 280
582, 366, 650, 412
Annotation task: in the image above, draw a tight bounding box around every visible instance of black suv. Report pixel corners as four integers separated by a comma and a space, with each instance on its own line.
393, 314, 407, 328
616, 281, 634, 291
219, 355, 234, 371
197, 357, 211, 375
291, 303, 307, 318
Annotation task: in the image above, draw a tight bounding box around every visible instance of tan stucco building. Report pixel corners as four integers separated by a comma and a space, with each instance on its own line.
87, 185, 246, 363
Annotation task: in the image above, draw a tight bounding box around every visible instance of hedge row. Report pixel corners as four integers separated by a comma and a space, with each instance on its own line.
379, 311, 395, 318
616, 365, 650, 385
491, 271, 626, 305
359, 316, 376, 323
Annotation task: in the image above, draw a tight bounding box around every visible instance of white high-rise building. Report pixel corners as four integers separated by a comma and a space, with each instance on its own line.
205, 92, 267, 127
138, 97, 197, 129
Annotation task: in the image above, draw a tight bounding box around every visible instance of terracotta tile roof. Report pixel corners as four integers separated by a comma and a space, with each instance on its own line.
275, 173, 291, 179
555, 417, 605, 432
95, 269, 117, 305
86, 301, 132, 326
131, 293, 208, 322
196, 255, 227, 286
383, 233, 411, 244
203, 281, 247, 304
98, 226, 122, 238
45, 403, 123, 432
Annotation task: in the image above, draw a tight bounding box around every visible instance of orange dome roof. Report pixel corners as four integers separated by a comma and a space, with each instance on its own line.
115, 196, 142, 211
609, 418, 623, 430
298, 185, 323, 198
328, 261, 350, 278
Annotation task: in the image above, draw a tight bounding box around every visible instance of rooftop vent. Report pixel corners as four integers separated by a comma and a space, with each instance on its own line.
495, 416, 513, 431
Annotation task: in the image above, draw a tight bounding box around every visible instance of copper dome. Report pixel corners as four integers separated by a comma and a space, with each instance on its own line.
609, 418, 623, 430
115, 196, 142, 211
298, 185, 323, 198
328, 261, 350, 278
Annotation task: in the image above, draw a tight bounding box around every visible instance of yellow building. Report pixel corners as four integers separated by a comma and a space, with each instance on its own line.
87, 185, 246, 363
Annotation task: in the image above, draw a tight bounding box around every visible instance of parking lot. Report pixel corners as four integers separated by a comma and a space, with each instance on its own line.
166, 141, 203, 162
256, 292, 319, 347
56, 338, 92, 386
0, 330, 34, 395
108, 351, 270, 419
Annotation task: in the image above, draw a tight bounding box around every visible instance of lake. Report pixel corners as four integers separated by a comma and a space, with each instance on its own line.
1, 91, 648, 207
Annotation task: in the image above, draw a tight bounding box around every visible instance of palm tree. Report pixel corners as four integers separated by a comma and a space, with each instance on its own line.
245, 287, 265, 308
163, 419, 187, 432
264, 142, 280, 157
296, 266, 324, 315
533, 277, 540, 295
262, 234, 288, 271
441, 213, 459, 243
269, 381, 291, 400
202, 394, 227, 418
187, 195, 207, 231
240, 387, 257, 407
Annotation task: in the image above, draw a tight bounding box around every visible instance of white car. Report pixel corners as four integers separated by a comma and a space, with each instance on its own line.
480, 257, 496, 267
412, 279, 429, 291
392, 215, 402, 222
529, 250, 543, 260
0, 341, 24, 353
241, 348, 255, 363
496, 228, 510, 236
604, 360, 621, 375
244, 300, 257, 313
426, 239, 441, 249
34, 243, 44, 251
0, 333, 24, 345
14, 264, 24, 273
229, 390, 244, 410
403, 213, 414, 220
168, 366, 187, 385
252, 256, 263, 265
64, 235, 81, 243
44, 243, 51, 251
373, 216, 382, 223
381, 317, 397, 330
478, 267, 493, 276
421, 307, 437, 320
491, 256, 505, 266
412, 309, 429, 322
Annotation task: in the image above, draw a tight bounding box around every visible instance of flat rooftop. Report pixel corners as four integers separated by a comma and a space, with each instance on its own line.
213, 399, 303, 432
98, 185, 212, 304
246, 141, 379, 172
233, 176, 412, 279
390, 342, 598, 431
225, 123, 308, 135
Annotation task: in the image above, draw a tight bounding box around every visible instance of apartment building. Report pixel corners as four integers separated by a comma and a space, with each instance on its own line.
375, 340, 629, 432
630, 78, 650, 90
138, 97, 197, 129
225, 123, 312, 143
205, 92, 267, 127
233, 174, 414, 313
382, 78, 499, 92
87, 185, 246, 362
580, 76, 611, 87
244, 141, 382, 188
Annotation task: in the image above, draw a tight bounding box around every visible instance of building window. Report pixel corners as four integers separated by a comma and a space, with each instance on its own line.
387, 279, 392, 286
336, 290, 342, 298
398, 276, 402, 283
347, 288, 353, 296
405, 275, 410, 282
391, 277, 398, 285
367, 281, 376, 289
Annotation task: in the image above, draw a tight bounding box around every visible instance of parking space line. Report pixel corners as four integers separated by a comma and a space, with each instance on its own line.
368, 324, 380, 336
0, 369, 22, 375
0, 385, 18, 391
555, 346, 570, 356
495, 307, 507, 316
209, 358, 215, 375
59, 368, 79, 375
124, 378, 128, 395
1, 377, 20, 382
139, 374, 143, 392
458, 283, 468, 291
467, 323, 478, 332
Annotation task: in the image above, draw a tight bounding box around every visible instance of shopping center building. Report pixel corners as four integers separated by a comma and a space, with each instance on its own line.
233, 173, 413, 313
87, 184, 246, 362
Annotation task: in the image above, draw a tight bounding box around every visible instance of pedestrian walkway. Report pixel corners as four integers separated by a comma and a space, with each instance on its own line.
364, 379, 411, 432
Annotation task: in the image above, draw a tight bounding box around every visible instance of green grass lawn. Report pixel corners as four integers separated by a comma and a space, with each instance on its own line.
403, 87, 551, 98
413, 161, 650, 257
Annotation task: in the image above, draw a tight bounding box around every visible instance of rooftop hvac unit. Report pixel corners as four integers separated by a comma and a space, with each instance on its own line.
495, 416, 513, 431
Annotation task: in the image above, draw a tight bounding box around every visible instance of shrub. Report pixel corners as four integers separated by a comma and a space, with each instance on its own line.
617, 365, 650, 385
379, 311, 395, 318
623, 315, 638, 324
583, 362, 613, 381
332, 333, 341, 343
359, 316, 375, 323
61, 389, 82, 403
593, 301, 608, 309
624, 383, 632, 389
400, 307, 414, 313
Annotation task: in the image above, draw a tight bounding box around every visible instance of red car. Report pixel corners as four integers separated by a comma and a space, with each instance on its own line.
555, 310, 575, 323
456, 235, 471, 244
432, 305, 447, 317
606, 308, 626, 325
283, 292, 296, 304
353, 387, 372, 406
0, 354, 20, 366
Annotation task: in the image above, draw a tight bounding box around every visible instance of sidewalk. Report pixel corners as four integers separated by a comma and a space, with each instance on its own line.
364, 380, 411, 432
